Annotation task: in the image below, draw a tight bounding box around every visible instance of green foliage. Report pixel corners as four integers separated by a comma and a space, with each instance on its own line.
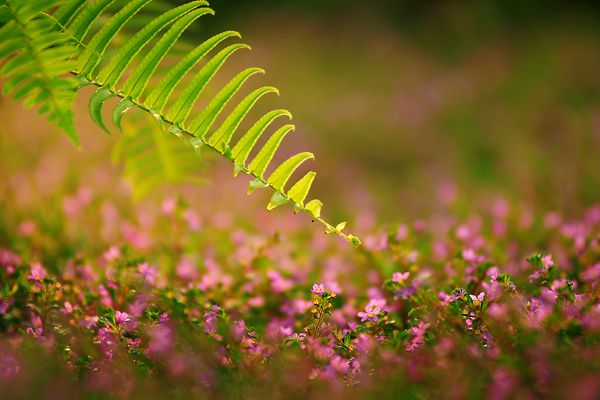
0, 0, 360, 245
111, 116, 206, 201
0, 0, 78, 143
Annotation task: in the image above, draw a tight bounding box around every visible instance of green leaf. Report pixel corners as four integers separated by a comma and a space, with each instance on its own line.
267, 152, 314, 191
121, 6, 214, 100
68, 0, 115, 42
167, 43, 250, 124
78, 0, 152, 76
335, 221, 347, 231
207, 86, 278, 147
287, 171, 316, 206
305, 199, 322, 219
247, 177, 269, 195
267, 191, 289, 211
53, 0, 87, 27
231, 109, 292, 165
145, 30, 240, 112
190, 67, 265, 138
89, 86, 114, 133
247, 124, 295, 178
97, 1, 207, 87
112, 97, 134, 132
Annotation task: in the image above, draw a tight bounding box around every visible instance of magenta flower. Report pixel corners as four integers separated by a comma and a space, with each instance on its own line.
406, 321, 429, 351
204, 305, 221, 338
311, 283, 325, 296
115, 311, 130, 325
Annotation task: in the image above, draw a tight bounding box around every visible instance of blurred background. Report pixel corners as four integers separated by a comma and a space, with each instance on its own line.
2, 0, 600, 234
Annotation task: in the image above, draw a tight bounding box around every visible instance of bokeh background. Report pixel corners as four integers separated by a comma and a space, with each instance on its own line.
2, 0, 600, 235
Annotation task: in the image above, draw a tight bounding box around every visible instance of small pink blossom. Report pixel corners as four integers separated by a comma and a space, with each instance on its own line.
311, 283, 325, 296
115, 311, 130, 325
392, 271, 410, 283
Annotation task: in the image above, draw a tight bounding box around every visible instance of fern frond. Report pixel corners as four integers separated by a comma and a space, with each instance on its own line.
0, 0, 360, 244
0, 0, 78, 143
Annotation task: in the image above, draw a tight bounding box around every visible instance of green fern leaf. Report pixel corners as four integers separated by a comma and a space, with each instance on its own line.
145, 30, 240, 112
231, 109, 292, 167
207, 86, 279, 149
267, 152, 314, 191
89, 86, 114, 133
287, 171, 316, 206
112, 97, 135, 132
78, 0, 151, 76
191, 67, 265, 138
96, 1, 207, 87
53, 0, 87, 27
0, 0, 78, 144
305, 199, 323, 218
267, 191, 289, 211
121, 6, 214, 100
247, 124, 295, 178
68, 0, 115, 42
167, 43, 250, 124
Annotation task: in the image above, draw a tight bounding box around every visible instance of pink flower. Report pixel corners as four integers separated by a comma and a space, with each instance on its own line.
469, 292, 485, 307
27, 262, 46, 283
204, 305, 221, 337
138, 262, 157, 285
115, 311, 130, 325
406, 321, 429, 351
541, 255, 554, 270
62, 301, 75, 314
462, 248, 480, 262
392, 271, 410, 283
311, 283, 325, 296
81, 316, 99, 329
358, 299, 386, 322
159, 313, 169, 324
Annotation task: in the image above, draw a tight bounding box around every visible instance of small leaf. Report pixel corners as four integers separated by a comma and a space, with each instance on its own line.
89, 86, 114, 133
146, 30, 240, 112
231, 109, 292, 165
305, 199, 323, 219
247, 177, 268, 195
233, 163, 245, 177
267, 152, 314, 191
112, 97, 134, 132
247, 124, 295, 178
335, 222, 347, 232
267, 191, 289, 211
287, 171, 316, 206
